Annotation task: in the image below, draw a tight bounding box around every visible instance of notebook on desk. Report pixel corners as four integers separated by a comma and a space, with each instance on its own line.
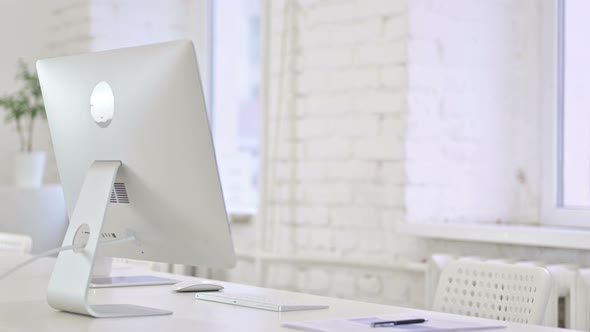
283, 314, 506, 332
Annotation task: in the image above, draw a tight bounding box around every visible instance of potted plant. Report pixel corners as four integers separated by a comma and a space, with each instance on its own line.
0, 60, 47, 188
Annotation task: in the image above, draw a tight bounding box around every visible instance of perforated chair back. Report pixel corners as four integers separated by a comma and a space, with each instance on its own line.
0, 232, 33, 255
432, 260, 552, 325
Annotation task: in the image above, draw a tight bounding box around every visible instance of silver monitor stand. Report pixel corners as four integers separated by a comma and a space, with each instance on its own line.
37, 41, 236, 318
47, 161, 173, 318
90, 256, 178, 289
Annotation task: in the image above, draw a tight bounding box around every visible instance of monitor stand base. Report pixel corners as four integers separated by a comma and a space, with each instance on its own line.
88, 304, 172, 318
46, 161, 173, 318
90, 256, 178, 288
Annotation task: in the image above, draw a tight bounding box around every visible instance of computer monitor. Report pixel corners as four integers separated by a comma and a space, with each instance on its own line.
36, 40, 236, 318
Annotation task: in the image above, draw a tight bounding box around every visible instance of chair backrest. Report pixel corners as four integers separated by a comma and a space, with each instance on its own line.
0, 232, 33, 255
432, 260, 552, 325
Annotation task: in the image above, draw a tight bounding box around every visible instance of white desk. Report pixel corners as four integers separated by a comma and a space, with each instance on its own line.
0, 186, 68, 253
0, 254, 571, 332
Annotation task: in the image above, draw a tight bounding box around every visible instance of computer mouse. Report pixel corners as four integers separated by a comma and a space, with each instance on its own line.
173, 280, 224, 292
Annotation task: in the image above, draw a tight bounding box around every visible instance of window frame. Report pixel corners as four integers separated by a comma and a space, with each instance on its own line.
541, 0, 590, 228
207, 0, 261, 216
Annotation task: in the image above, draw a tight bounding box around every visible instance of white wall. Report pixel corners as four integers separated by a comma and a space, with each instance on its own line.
224, 0, 589, 311
405, 0, 542, 225
225, 0, 428, 308
0, 0, 58, 185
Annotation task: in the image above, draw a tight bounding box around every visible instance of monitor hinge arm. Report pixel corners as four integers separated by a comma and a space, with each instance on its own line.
46, 160, 172, 318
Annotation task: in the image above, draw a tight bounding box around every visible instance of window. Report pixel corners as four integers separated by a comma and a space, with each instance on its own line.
209, 0, 260, 215
543, 0, 590, 227
558, 0, 590, 209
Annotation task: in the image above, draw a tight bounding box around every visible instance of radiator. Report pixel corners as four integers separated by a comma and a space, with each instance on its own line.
426, 254, 588, 330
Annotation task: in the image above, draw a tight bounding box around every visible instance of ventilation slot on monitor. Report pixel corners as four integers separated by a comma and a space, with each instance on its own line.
101, 232, 117, 239
110, 183, 130, 204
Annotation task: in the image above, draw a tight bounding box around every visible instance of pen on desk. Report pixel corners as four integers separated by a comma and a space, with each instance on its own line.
371, 318, 427, 328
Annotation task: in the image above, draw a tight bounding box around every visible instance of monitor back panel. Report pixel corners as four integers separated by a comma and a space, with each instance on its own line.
37, 41, 235, 268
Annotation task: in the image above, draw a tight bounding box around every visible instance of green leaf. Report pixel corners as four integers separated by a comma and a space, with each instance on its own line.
0, 59, 46, 149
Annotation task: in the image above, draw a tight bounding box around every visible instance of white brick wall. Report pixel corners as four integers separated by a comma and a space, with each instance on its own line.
405, 0, 541, 225
249, 0, 420, 307
229, 0, 573, 310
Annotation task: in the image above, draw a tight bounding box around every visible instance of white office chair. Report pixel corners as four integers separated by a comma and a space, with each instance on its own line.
432, 260, 552, 325
0, 232, 33, 255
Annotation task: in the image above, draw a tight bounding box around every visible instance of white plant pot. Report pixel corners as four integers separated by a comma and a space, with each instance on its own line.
14, 151, 46, 188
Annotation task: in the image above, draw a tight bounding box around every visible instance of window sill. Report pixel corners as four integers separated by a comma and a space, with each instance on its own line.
397, 222, 590, 250
235, 251, 426, 272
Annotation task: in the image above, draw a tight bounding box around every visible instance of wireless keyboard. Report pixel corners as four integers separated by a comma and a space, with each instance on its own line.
194, 292, 329, 312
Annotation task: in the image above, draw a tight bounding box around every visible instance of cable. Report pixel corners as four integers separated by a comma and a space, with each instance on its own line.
0, 244, 80, 280
0, 235, 136, 280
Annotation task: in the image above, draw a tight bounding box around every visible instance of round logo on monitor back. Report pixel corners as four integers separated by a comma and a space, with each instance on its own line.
90, 81, 114, 128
